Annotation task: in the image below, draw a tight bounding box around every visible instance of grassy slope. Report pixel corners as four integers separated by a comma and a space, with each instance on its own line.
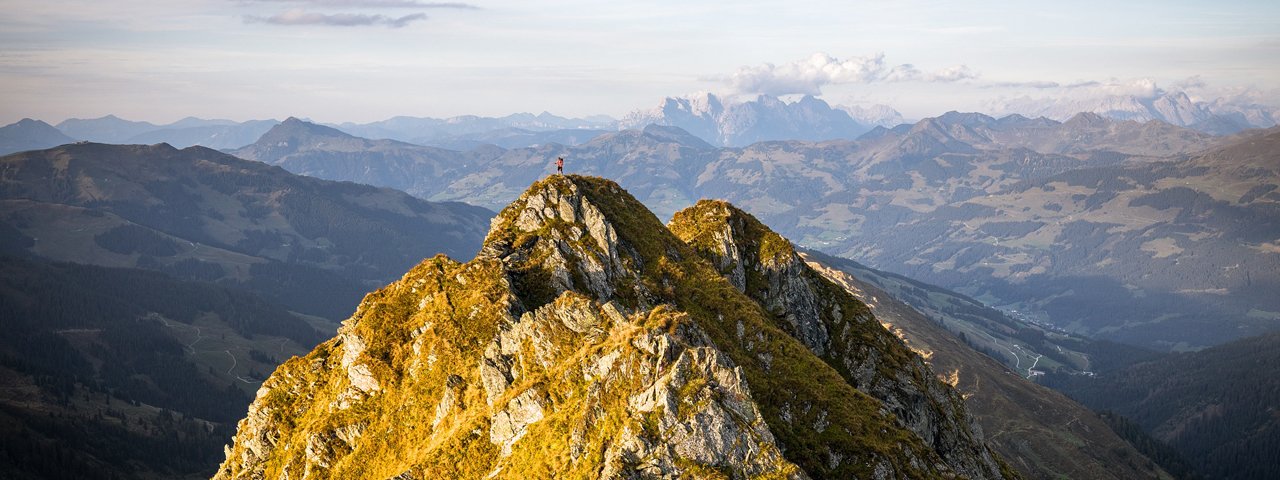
221, 175, 976, 479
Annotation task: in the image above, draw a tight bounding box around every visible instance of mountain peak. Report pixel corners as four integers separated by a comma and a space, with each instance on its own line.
640, 124, 715, 149
668, 199, 796, 290
936, 110, 996, 126
1, 117, 77, 155
622, 93, 869, 146
215, 175, 1010, 479
9, 118, 55, 129
480, 175, 659, 307
244, 117, 358, 153
1063, 111, 1111, 127
273, 117, 351, 136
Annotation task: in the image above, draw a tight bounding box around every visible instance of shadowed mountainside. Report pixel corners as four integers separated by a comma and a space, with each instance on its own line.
799, 249, 1172, 479
1043, 331, 1280, 480
0, 142, 493, 320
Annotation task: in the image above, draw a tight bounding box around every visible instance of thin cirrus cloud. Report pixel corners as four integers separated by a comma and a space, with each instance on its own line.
244, 9, 428, 27
984, 80, 1068, 89
236, 0, 479, 8
719, 53, 979, 97
884, 64, 978, 83
982, 80, 1103, 89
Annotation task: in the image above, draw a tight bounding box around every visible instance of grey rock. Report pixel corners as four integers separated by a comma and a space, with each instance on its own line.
489, 388, 547, 457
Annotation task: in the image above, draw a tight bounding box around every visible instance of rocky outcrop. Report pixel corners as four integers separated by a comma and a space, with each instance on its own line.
482, 176, 633, 303
671, 200, 1007, 479
215, 175, 1014, 479
670, 202, 830, 354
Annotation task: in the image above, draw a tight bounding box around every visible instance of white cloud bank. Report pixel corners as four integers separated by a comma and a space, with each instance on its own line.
720, 52, 978, 97
235, 0, 478, 8
244, 9, 427, 27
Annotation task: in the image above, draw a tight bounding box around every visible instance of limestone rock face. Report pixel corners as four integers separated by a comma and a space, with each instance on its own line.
671, 204, 831, 354
215, 176, 1014, 480
488, 176, 632, 302
670, 200, 1007, 479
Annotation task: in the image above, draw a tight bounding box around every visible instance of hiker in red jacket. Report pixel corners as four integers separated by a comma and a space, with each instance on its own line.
556, 156, 564, 174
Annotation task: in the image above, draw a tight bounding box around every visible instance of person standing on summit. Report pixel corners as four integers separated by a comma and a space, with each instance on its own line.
556, 156, 564, 174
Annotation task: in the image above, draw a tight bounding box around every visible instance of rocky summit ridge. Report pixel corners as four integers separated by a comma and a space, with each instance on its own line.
214, 175, 1012, 479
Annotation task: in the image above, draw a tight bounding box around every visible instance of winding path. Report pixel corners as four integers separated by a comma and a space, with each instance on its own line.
224, 349, 258, 384
153, 314, 262, 385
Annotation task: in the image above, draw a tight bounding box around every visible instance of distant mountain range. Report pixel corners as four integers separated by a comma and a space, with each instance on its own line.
231, 117, 482, 199
9, 87, 1275, 155
329, 111, 616, 145
863, 126, 1280, 349
6, 94, 903, 153
0, 142, 493, 319
227, 114, 1280, 352
841, 103, 907, 127
6, 93, 904, 154
54, 115, 280, 150
619, 92, 876, 147
8, 112, 615, 153
0, 118, 75, 155
994, 89, 1279, 135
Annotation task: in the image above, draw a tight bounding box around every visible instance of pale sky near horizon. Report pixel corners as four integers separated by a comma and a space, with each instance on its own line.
1, 0, 1277, 125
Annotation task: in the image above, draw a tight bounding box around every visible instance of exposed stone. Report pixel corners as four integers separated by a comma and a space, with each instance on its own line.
670, 199, 1007, 479
432, 386, 457, 430
346, 363, 380, 394
215, 177, 1011, 480
340, 333, 380, 394
490, 176, 629, 302
488, 388, 546, 457
671, 202, 831, 355
334, 423, 365, 447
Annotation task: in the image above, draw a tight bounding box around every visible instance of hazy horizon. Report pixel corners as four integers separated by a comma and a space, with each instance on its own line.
2, 0, 1278, 125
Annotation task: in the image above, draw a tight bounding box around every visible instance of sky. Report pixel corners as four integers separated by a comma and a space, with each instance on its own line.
1, 0, 1278, 124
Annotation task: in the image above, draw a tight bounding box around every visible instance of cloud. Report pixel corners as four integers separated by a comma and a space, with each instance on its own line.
236, 0, 479, 8
1089, 78, 1164, 99
244, 9, 427, 27
1063, 81, 1101, 88
1172, 75, 1207, 90
721, 53, 978, 96
985, 80, 1062, 89
981, 78, 1151, 93
981, 78, 1216, 120
925, 26, 1005, 35
883, 64, 922, 82
929, 65, 977, 82
722, 53, 885, 96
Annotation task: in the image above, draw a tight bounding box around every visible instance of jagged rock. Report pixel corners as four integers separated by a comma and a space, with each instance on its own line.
489, 388, 547, 456
503, 177, 626, 300
670, 199, 1006, 479
339, 332, 380, 395
214, 176, 1013, 480
670, 201, 830, 355
625, 343, 787, 476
